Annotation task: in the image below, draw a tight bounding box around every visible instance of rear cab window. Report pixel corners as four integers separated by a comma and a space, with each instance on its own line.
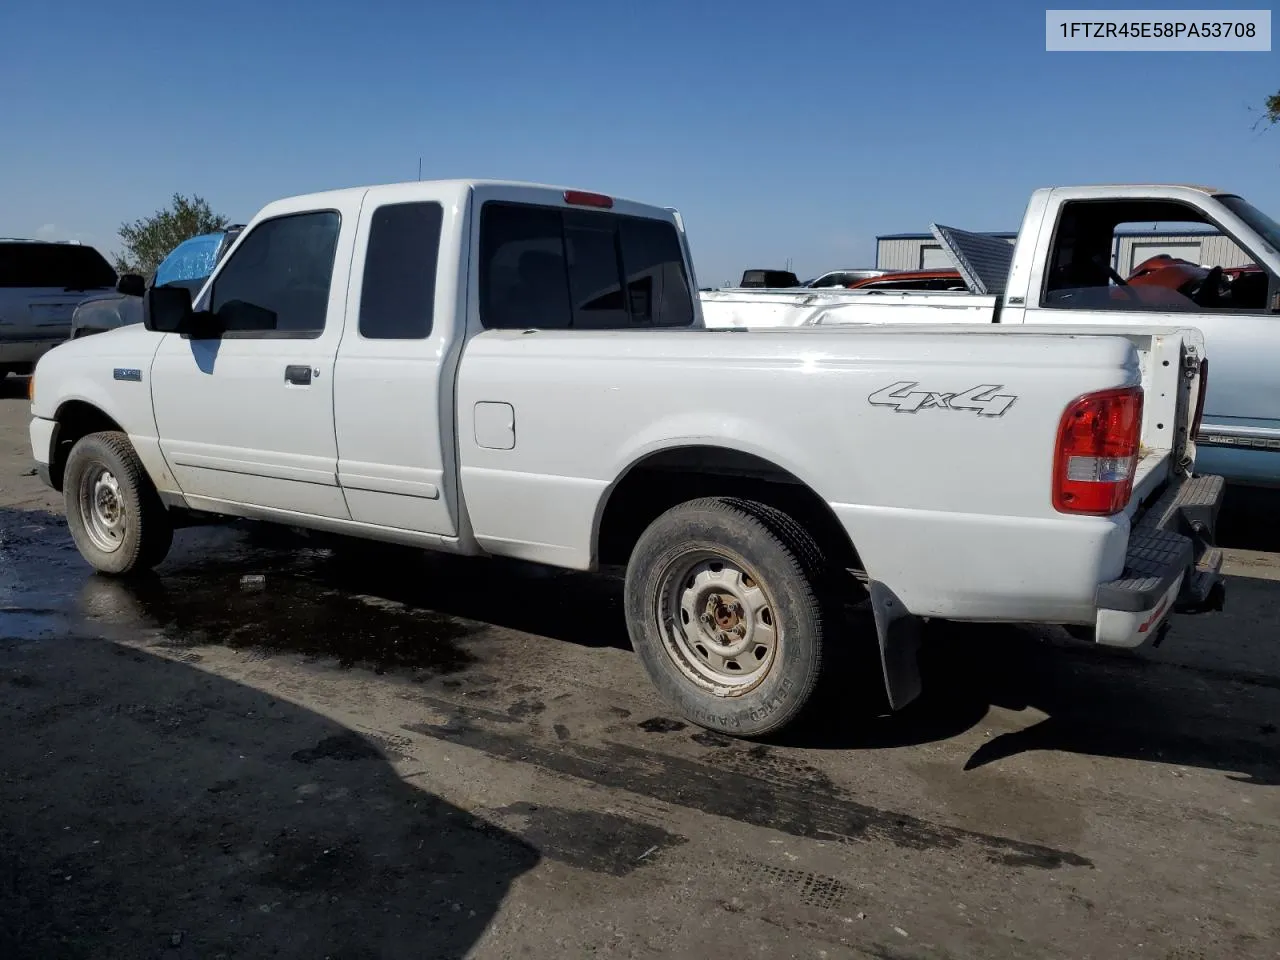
478, 200, 695, 330
0, 242, 117, 291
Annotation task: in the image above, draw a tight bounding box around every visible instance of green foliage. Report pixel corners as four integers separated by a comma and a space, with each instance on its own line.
1267, 91, 1280, 125
113, 194, 229, 277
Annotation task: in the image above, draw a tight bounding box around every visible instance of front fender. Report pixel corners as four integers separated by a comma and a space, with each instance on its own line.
32, 330, 174, 494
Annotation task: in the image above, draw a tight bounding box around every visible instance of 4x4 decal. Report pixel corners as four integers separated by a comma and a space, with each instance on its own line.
868, 382, 1016, 417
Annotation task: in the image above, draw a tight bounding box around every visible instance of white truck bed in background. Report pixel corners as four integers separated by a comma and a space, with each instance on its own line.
700, 287, 998, 329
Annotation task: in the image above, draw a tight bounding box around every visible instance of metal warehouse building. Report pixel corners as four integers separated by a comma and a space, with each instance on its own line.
876, 229, 1253, 275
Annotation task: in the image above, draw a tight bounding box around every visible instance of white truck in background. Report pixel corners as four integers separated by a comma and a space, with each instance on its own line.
702, 184, 1280, 488
28, 179, 1223, 737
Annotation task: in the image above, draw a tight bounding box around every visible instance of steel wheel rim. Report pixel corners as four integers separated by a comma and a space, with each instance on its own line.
657, 549, 780, 693
79, 463, 127, 554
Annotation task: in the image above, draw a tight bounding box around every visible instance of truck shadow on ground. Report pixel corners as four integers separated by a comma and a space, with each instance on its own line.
4, 505, 1277, 791
785, 612, 1280, 786
0, 629, 538, 959
0, 375, 30, 400
1217, 483, 1280, 552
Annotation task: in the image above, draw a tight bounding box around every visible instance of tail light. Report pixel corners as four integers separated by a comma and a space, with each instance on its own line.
1053, 386, 1144, 515
563, 190, 613, 209
1191, 358, 1208, 440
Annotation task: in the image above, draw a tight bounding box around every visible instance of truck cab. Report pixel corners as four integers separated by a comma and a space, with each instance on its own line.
996, 185, 1280, 487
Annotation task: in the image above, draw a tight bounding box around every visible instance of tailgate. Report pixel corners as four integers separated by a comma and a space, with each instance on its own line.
1086, 325, 1222, 645
995, 322, 1208, 507
1120, 325, 1207, 509
0, 289, 87, 339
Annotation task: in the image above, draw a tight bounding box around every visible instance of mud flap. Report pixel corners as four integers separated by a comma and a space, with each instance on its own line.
868, 581, 923, 710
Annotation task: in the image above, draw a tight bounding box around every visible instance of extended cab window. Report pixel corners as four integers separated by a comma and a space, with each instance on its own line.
1041, 199, 1271, 314
359, 201, 443, 339
479, 201, 694, 330
210, 211, 340, 336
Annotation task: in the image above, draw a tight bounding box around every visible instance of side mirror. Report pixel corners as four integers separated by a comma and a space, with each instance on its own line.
143, 285, 196, 333
116, 273, 146, 297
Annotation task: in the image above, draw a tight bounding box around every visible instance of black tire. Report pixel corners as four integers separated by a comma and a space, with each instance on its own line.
63, 431, 173, 575
624, 496, 832, 737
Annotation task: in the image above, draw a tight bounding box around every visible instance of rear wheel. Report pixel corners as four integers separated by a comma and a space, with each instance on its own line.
624, 497, 832, 737
63, 431, 173, 575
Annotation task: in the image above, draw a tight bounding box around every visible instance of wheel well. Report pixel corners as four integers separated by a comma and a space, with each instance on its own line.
596, 447, 862, 571
48, 401, 124, 491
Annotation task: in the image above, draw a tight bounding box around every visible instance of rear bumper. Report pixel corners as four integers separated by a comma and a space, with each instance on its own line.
1093, 474, 1226, 648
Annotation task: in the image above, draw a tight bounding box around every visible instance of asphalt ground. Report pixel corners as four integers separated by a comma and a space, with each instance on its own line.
1, 375, 1276, 959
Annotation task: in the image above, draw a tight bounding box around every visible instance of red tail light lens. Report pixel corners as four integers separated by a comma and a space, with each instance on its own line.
1053, 386, 1144, 515
563, 190, 613, 209
1191, 358, 1208, 440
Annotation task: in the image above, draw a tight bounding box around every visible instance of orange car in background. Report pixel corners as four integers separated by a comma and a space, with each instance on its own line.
1125, 254, 1267, 309
829, 256, 1262, 304
844, 268, 967, 291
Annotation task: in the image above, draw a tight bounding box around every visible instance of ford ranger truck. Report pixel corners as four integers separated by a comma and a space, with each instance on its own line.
701, 184, 1280, 488
27, 179, 1225, 737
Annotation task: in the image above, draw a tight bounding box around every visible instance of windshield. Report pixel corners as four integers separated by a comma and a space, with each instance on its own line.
154, 233, 224, 287
0, 242, 117, 290
1218, 195, 1280, 255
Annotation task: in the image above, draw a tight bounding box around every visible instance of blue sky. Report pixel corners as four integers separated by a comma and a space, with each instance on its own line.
1, 0, 1277, 284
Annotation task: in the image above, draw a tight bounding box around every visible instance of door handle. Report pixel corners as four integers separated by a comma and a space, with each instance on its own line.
284, 365, 312, 386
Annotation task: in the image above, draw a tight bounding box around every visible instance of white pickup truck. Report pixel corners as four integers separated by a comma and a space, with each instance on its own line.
703, 184, 1280, 488
27, 179, 1224, 736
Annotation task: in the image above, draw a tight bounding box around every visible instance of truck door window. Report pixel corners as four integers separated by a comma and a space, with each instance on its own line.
1041, 199, 1269, 313
210, 211, 340, 337
479, 201, 694, 330
358, 201, 443, 339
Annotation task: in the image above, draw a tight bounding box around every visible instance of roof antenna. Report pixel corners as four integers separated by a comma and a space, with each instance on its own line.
417, 157, 422, 181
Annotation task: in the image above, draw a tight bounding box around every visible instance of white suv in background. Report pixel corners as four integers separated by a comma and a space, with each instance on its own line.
0, 239, 118, 378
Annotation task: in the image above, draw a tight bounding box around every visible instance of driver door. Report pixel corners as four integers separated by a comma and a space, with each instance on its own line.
150, 194, 364, 518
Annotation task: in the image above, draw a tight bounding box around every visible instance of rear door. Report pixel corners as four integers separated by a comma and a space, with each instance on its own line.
150, 195, 362, 518
332, 184, 465, 536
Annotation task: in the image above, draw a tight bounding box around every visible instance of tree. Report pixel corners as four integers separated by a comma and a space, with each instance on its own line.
1267, 91, 1280, 125
114, 194, 229, 277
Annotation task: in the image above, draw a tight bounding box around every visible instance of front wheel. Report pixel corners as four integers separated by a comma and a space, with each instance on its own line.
63, 431, 173, 575
624, 497, 832, 737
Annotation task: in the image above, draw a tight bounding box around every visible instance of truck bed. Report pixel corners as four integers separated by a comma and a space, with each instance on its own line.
699, 287, 999, 329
